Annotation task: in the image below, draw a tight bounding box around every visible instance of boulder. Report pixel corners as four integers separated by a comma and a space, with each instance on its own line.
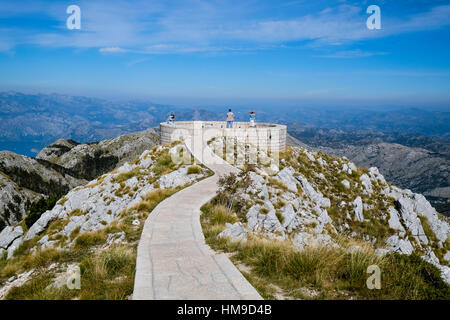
293, 232, 337, 250
0, 226, 23, 249
385, 235, 414, 255
246, 202, 284, 233
247, 172, 269, 199
158, 167, 198, 189
352, 197, 364, 222
280, 203, 298, 232
444, 251, 450, 263
360, 174, 373, 194
106, 232, 126, 246
387, 206, 405, 231
341, 179, 350, 189
218, 222, 248, 241
296, 175, 330, 208
275, 167, 298, 193
7, 236, 24, 259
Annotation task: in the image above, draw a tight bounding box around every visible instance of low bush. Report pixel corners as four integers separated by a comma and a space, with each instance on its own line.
187, 165, 201, 174
25, 195, 59, 229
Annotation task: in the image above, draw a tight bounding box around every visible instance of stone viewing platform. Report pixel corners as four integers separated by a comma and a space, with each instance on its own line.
160, 121, 287, 152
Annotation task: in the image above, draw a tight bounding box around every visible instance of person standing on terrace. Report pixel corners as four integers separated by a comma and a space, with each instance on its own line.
226, 109, 234, 128
249, 111, 256, 128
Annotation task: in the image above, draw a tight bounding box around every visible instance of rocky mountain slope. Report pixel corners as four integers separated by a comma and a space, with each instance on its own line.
0, 152, 86, 230
0, 131, 449, 299
286, 129, 450, 216
37, 129, 160, 180
2, 91, 448, 217
0, 129, 159, 232
203, 137, 450, 295
0, 142, 211, 299
316, 143, 450, 216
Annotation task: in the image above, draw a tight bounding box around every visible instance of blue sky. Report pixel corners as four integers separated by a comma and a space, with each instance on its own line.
0, 0, 450, 107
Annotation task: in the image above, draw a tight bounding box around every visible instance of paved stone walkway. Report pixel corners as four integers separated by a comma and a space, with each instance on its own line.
133, 144, 262, 300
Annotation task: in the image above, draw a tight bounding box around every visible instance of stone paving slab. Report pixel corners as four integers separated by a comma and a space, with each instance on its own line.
133, 145, 262, 300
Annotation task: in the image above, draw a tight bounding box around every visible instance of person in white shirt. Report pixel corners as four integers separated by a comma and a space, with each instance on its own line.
226, 109, 234, 128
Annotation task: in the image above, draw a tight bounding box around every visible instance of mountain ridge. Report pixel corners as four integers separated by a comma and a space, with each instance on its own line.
0, 131, 449, 299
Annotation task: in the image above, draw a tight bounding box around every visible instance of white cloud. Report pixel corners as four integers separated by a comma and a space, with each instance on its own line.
2, 1, 450, 54
318, 50, 389, 58
99, 47, 128, 53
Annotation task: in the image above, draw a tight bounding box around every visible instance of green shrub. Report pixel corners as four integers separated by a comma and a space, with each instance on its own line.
74, 231, 107, 248
153, 155, 174, 175
187, 165, 201, 174
113, 168, 141, 183
24, 195, 59, 228
208, 205, 238, 225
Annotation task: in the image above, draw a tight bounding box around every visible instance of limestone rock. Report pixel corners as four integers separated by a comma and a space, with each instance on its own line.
293, 232, 337, 250
275, 167, 298, 193
37, 129, 159, 180
387, 206, 405, 231
7, 237, 23, 259
0, 225, 23, 249
296, 175, 330, 208
304, 150, 315, 162
352, 197, 364, 222
158, 167, 200, 189
218, 222, 248, 241
360, 174, 373, 194
246, 202, 284, 234
247, 172, 269, 199
0, 150, 87, 228
106, 232, 126, 246
280, 203, 298, 232
444, 251, 450, 263
386, 235, 414, 255
341, 179, 350, 189
25, 208, 60, 240
38, 234, 55, 250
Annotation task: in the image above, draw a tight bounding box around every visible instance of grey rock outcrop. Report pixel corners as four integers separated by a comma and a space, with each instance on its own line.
317, 142, 450, 215
295, 174, 330, 208
14, 144, 209, 257
293, 232, 337, 250
37, 129, 160, 180
246, 202, 284, 234
0, 151, 87, 229
385, 235, 414, 255
352, 196, 364, 222
0, 226, 23, 250
275, 167, 298, 193
218, 222, 248, 241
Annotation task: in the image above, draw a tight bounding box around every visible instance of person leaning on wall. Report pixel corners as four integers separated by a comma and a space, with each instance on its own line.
167, 113, 175, 125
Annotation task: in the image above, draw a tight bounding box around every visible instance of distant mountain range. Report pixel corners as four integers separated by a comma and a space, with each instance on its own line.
0, 91, 220, 157
0, 91, 449, 215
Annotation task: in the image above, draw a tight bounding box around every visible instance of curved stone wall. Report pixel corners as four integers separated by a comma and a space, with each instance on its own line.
160, 121, 286, 152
